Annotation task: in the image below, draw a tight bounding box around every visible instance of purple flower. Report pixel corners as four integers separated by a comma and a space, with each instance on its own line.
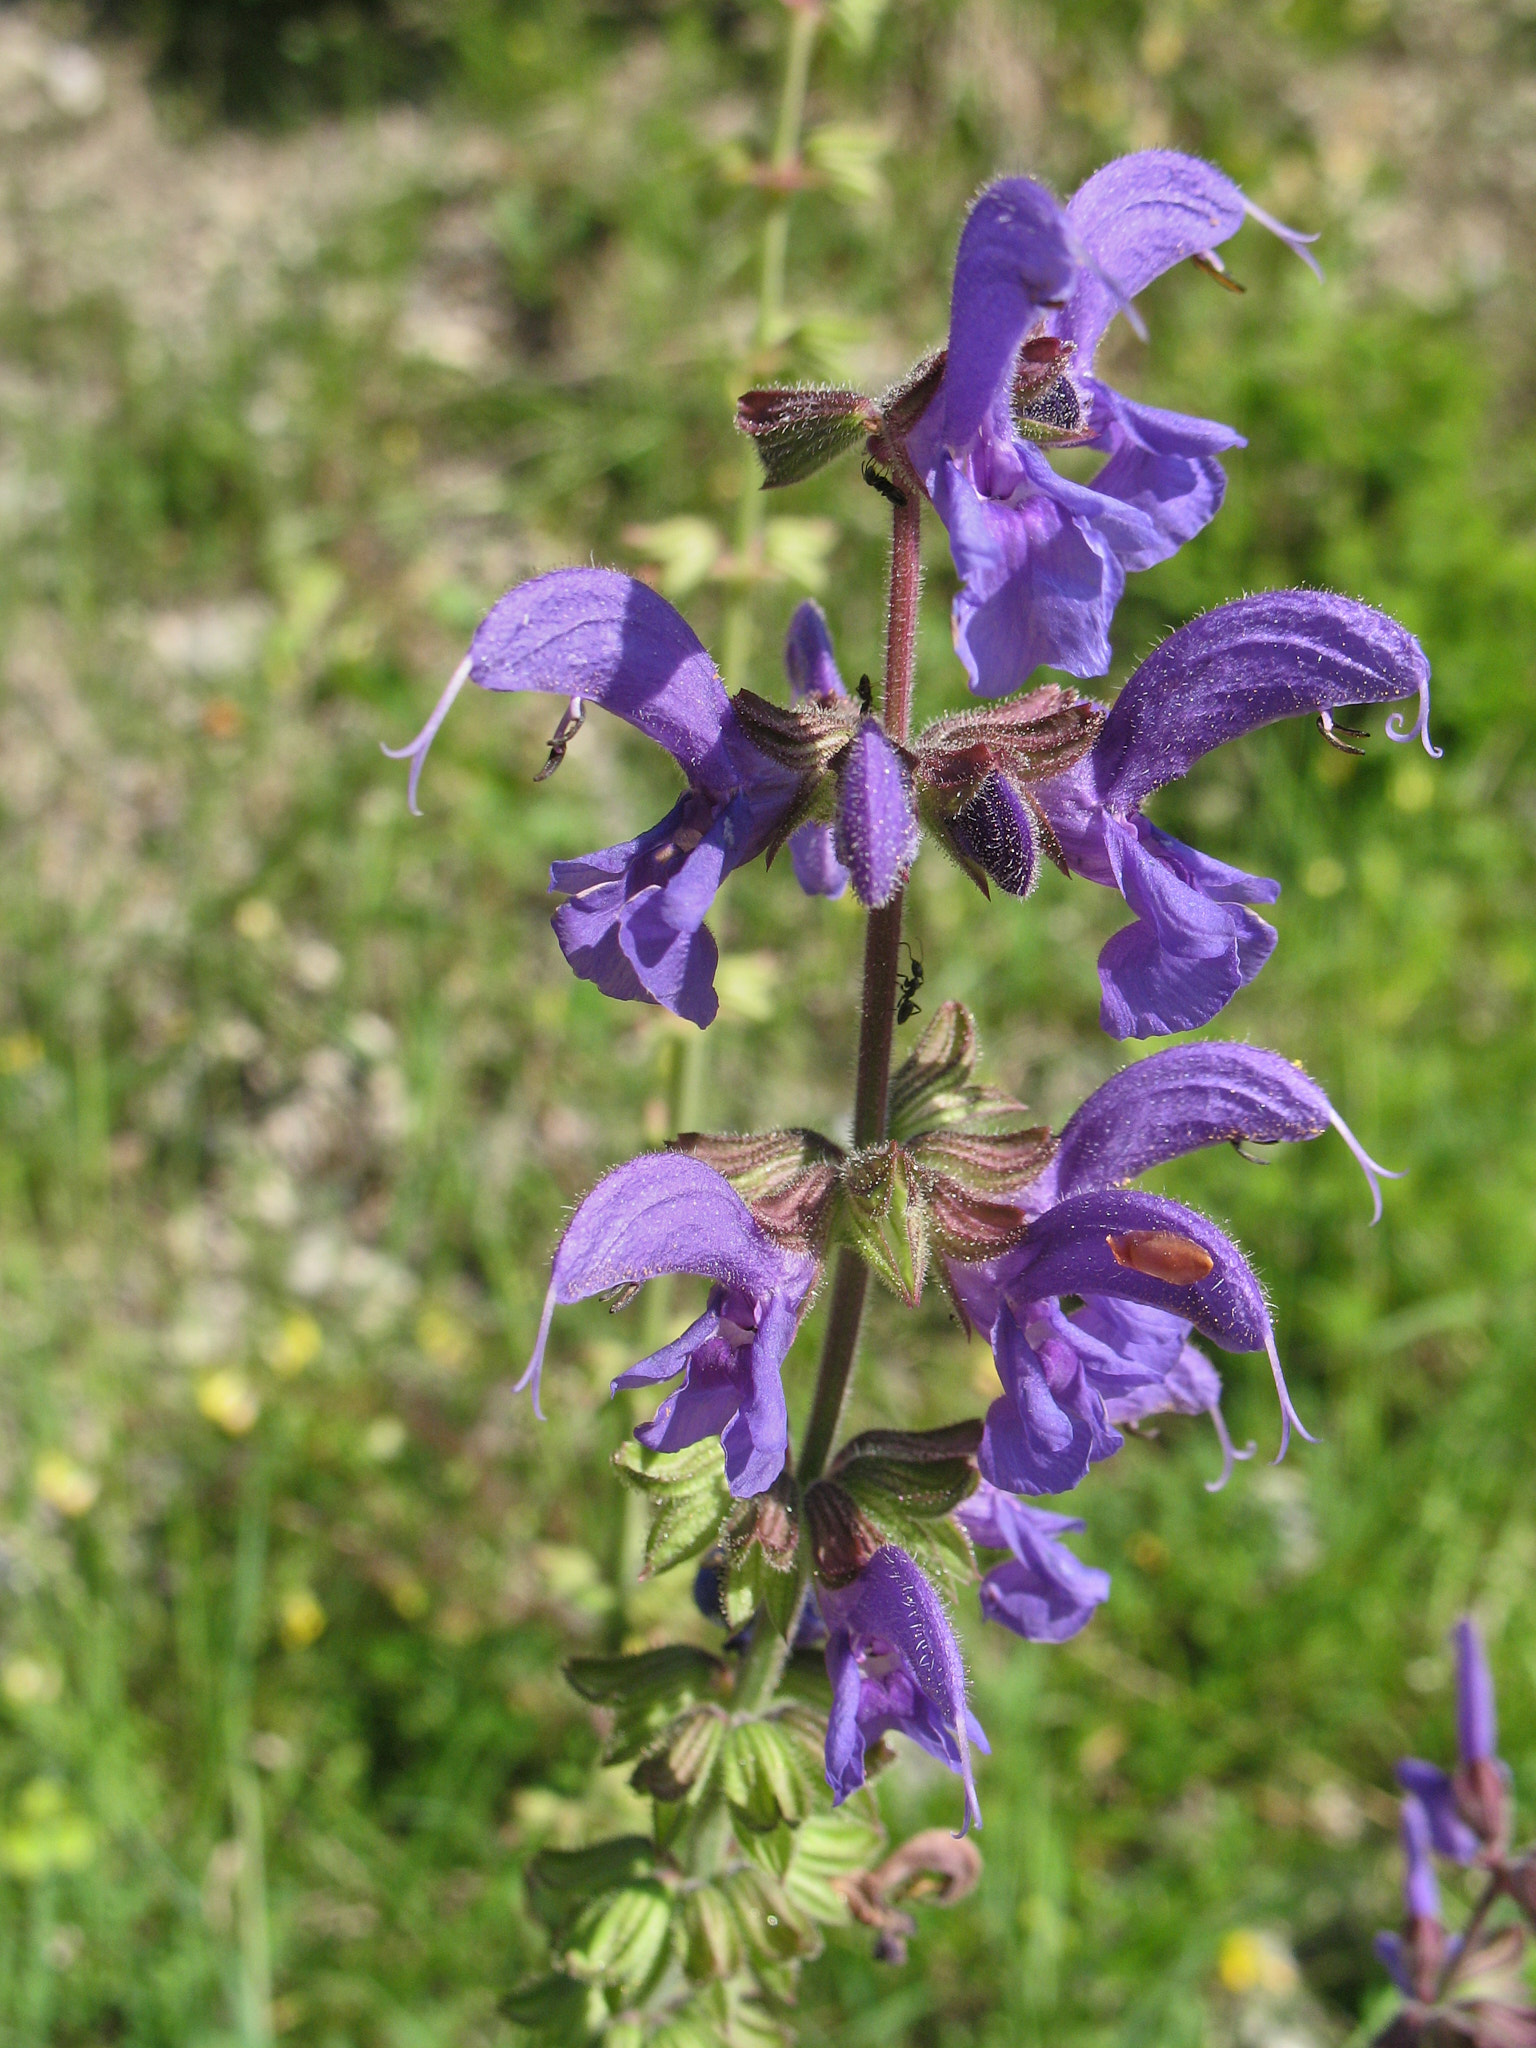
1395, 1758, 1481, 1866
907, 153, 1318, 696
1030, 590, 1437, 1038
953, 1482, 1110, 1642
383, 569, 801, 1028
1455, 1617, 1498, 1767
945, 1039, 1400, 1492
821, 1545, 987, 1833
783, 600, 851, 900
835, 722, 920, 908
522, 1152, 817, 1497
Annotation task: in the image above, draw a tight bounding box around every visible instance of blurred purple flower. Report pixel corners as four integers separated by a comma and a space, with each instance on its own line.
1030, 590, 1437, 1037
383, 569, 801, 1027
953, 1483, 1110, 1641
821, 1544, 987, 1833
907, 153, 1318, 696
523, 1151, 817, 1497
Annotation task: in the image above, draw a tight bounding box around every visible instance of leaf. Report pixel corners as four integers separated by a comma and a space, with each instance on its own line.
622, 516, 724, 597
526, 1835, 655, 1930
613, 1439, 733, 1578
763, 517, 839, 593
804, 123, 889, 208
565, 1645, 725, 1763
837, 1453, 978, 1521
828, 0, 890, 51
563, 1880, 675, 1996
834, 1422, 985, 1466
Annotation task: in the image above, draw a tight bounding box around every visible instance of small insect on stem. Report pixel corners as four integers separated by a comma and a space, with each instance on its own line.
861, 457, 907, 507
896, 942, 924, 1025
1317, 709, 1368, 757
857, 673, 874, 715
534, 696, 586, 782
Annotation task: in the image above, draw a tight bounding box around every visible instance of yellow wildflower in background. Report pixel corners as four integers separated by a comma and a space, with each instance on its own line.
197, 1370, 260, 1435
34, 1453, 100, 1518
1218, 1928, 1299, 1996
266, 1310, 322, 1378
279, 1589, 326, 1650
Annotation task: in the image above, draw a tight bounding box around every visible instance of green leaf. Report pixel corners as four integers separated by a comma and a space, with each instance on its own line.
828, 0, 890, 51
834, 1421, 984, 1466
834, 1143, 928, 1306
564, 1879, 675, 1996
612, 1440, 733, 1578
763, 516, 839, 593
526, 1835, 655, 1930
837, 1453, 978, 1520
565, 1646, 725, 1763
622, 516, 723, 596
804, 123, 888, 207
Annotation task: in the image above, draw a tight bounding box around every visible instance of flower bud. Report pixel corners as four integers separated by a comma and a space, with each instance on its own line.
944, 773, 1040, 897
835, 723, 920, 909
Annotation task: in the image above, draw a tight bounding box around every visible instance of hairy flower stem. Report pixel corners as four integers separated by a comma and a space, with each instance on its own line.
1436, 1869, 1505, 2000
797, 491, 922, 1489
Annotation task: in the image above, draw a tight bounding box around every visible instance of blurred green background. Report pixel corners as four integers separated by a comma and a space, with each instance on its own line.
1, 0, 1534, 2041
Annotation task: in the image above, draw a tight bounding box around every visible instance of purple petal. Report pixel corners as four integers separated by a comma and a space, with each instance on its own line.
977, 1304, 1120, 1497
824, 1630, 867, 1804
1373, 1932, 1412, 1999
1084, 388, 1242, 568
1397, 1759, 1481, 1865
784, 599, 846, 702
835, 722, 920, 908
717, 1290, 796, 1497
935, 455, 1131, 692
789, 821, 850, 898
1057, 152, 1316, 368
1454, 1617, 1498, 1767
823, 1546, 981, 1832
1095, 815, 1277, 1039
522, 1153, 809, 1414
956, 1483, 1110, 1643
548, 882, 654, 1014
1089, 592, 1437, 814
940, 177, 1079, 456
996, 1185, 1311, 1457
1051, 1042, 1335, 1196
945, 773, 1040, 896
468, 568, 739, 797
1400, 1794, 1442, 1922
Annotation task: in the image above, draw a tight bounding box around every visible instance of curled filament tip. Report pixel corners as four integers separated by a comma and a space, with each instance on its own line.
1265, 1328, 1317, 1462
1328, 1108, 1405, 1227
1204, 1402, 1258, 1493
515, 1280, 558, 1422
1384, 672, 1443, 759
381, 654, 474, 815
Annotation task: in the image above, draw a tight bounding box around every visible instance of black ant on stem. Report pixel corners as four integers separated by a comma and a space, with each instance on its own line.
896, 943, 924, 1025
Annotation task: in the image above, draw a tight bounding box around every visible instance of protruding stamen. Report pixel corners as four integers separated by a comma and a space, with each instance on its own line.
1328, 1107, 1405, 1227
380, 654, 474, 816
1385, 673, 1443, 759
533, 696, 586, 783
1265, 1328, 1317, 1461
1204, 1402, 1257, 1493
1317, 708, 1367, 756
1242, 196, 1323, 281
516, 1280, 558, 1422
1192, 250, 1246, 294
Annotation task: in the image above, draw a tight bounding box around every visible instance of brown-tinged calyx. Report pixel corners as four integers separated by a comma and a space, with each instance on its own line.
803, 1479, 883, 1588
671, 1127, 843, 1253
735, 384, 881, 490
